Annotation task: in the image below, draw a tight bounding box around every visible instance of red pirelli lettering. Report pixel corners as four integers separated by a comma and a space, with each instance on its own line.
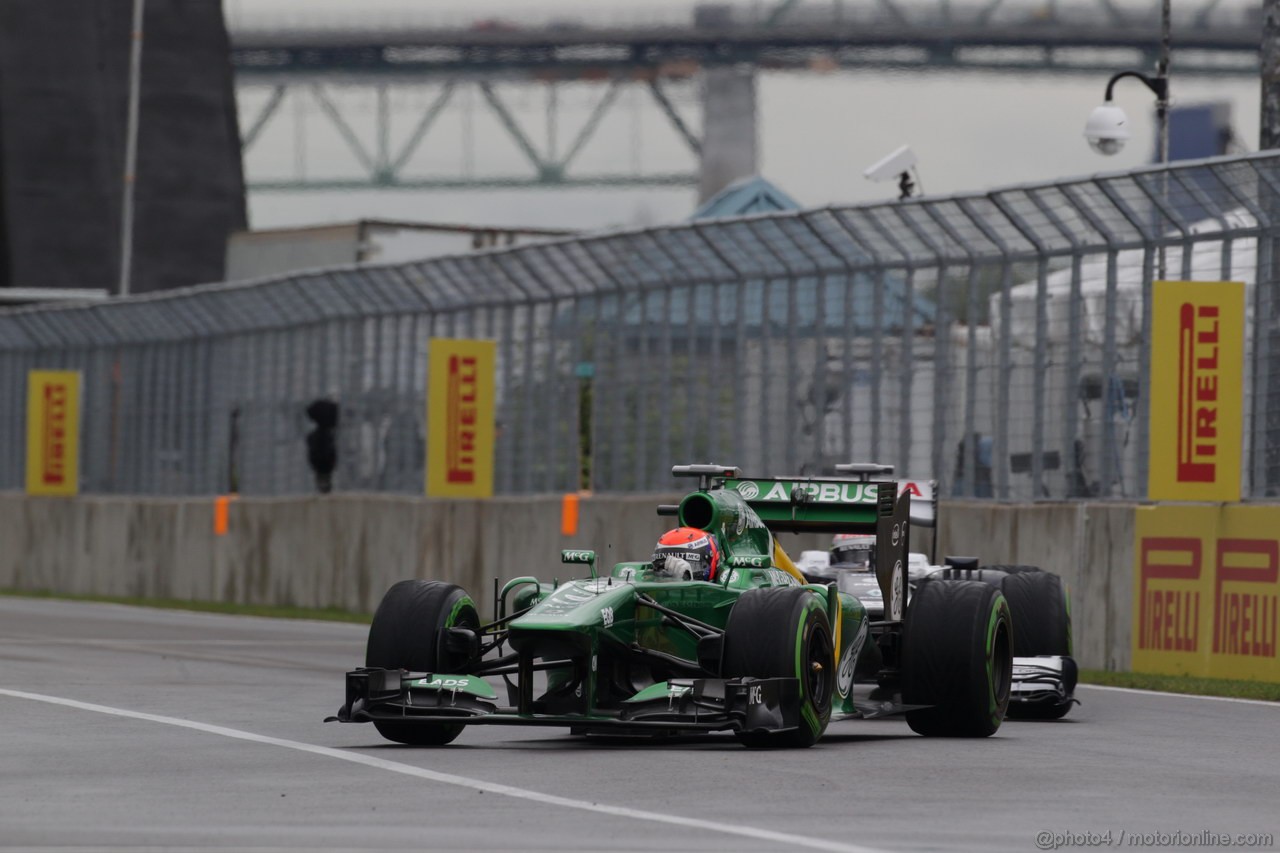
1214, 538, 1279, 658
445, 354, 479, 485
1175, 302, 1220, 483
41, 383, 68, 486
1138, 537, 1201, 652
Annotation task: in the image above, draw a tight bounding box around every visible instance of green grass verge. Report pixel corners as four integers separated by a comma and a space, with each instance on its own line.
0, 588, 371, 624
3, 588, 1278, 700
1080, 668, 1280, 702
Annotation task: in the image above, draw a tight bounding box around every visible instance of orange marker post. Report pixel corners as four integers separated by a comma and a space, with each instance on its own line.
213, 495, 237, 536
560, 493, 579, 537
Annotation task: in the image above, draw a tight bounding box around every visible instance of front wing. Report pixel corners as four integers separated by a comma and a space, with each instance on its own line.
1010, 655, 1078, 710
330, 668, 806, 736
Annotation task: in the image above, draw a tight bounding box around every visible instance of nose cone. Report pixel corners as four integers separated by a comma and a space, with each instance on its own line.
1084, 103, 1130, 155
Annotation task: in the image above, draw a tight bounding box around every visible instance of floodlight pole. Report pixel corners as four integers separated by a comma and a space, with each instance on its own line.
1156, 0, 1171, 166
1264, 0, 1280, 149
1156, 0, 1171, 281
118, 0, 146, 297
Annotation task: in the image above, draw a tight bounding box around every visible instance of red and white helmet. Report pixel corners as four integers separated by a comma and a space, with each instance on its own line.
652, 527, 720, 581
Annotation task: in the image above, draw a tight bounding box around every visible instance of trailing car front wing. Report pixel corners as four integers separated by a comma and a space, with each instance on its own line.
1010, 655, 1078, 708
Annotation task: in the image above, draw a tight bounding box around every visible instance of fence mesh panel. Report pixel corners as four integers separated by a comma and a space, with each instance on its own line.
4, 152, 1280, 499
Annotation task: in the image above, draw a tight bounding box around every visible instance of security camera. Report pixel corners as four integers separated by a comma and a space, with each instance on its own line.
863, 145, 918, 182
1083, 103, 1130, 155
864, 145, 920, 200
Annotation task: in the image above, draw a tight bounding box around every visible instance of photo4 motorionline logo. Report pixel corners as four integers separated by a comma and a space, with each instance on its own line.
1036, 830, 1274, 849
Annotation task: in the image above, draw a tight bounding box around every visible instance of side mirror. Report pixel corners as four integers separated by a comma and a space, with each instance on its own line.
561, 549, 597, 579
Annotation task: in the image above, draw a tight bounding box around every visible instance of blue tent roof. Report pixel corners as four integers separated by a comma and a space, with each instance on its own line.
563, 275, 933, 337
691, 175, 803, 220
552, 175, 935, 335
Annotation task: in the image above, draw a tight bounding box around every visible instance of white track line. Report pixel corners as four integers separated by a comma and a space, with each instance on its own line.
0, 688, 887, 853
1078, 683, 1280, 707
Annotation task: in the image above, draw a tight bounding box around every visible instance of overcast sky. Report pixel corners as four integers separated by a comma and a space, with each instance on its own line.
229, 0, 1263, 232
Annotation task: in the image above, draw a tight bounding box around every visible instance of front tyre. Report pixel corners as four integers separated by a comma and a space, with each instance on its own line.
903, 579, 1012, 738
999, 570, 1071, 657
722, 587, 834, 748
365, 580, 480, 746
999, 570, 1074, 720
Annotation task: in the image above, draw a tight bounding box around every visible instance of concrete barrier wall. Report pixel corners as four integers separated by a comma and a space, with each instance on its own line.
0, 492, 1133, 670
0, 492, 693, 618
938, 501, 1137, 671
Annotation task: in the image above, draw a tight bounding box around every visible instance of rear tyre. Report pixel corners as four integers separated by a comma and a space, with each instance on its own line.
722, 587, 834, 748
365, 580, 480, 746
903, 580, 1012, 737
983, 564, 1042, 576
999, 570, 1071, 657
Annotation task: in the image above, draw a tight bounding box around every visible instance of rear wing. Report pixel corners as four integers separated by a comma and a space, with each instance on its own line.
828, 463, 938, 570
670, 464, 918, 621
830, 462, 937, 529
722, 473, 912, 621
899, 479, 937, 529
721, 475, 937, 531
724, 477, 881, 533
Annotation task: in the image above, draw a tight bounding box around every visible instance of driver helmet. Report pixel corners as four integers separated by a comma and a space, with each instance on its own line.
652, 527, 720, 581
830, 533, 875, 569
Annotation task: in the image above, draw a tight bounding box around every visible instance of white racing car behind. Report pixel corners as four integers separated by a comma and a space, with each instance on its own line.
798, 467, 1078, 720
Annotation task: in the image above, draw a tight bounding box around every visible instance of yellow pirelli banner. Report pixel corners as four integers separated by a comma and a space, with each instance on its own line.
1147, 280, 1245, 502
426, 338, 496, 498
26, 370, 81, 496
1133, 505, 1279, 682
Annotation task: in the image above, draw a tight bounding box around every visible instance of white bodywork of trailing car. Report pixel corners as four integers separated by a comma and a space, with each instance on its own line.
820, 558, 1075, 711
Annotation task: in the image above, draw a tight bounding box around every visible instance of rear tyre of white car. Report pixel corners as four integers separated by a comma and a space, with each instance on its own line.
983, 564, 1042, 575
999, 570, 1071, 657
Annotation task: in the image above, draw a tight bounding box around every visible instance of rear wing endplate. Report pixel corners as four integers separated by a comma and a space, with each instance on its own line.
832, 463, 936, 530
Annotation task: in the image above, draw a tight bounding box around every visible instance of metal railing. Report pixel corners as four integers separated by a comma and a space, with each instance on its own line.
3, 151, 1279, 500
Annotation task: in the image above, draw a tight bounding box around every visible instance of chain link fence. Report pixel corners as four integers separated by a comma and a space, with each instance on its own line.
3, 152, 1279, 500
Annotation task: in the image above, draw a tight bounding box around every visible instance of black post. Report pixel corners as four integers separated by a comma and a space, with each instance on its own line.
1264, 0, 1280, 151
1263, 0, 1280, 493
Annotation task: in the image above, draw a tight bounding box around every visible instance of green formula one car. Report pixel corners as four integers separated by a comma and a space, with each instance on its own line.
330, 464, 1014, 747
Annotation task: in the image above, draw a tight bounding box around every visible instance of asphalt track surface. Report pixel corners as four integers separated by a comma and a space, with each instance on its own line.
2, 597, 1278, 853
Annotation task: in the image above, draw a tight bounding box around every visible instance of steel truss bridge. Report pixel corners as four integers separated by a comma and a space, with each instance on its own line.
232, 0, 1261, 193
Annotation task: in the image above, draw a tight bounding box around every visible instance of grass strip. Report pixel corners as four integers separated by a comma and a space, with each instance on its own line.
1080, 668, 1280, 702
0, 588, 371, 624
4, 588, 1279, 701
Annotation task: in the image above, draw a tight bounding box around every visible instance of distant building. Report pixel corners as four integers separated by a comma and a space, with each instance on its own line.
225, 220, 577, 281
0, 288, 108, 308
0, 0, 245, 295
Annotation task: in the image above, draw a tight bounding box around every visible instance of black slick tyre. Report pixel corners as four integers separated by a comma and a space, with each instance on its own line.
365, 580, 480, 746
999, 570, 1071, 657
903, 579, 1012, 737
999, 570, 1074, 720
722, 587, 834, 748
983, 564, 1042, 576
